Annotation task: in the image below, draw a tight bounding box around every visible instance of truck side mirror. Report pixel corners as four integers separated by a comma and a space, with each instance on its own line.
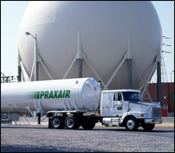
113, 100, 123, 108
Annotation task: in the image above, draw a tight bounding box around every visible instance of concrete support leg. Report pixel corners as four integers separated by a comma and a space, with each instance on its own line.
78, 59, 82, 78
36, 62, 39, 81
18, 53, 21, 82
34, 34, 38, 81
157, 61, 162, 107
18, 65, 21, 82
128, 59, 132, 89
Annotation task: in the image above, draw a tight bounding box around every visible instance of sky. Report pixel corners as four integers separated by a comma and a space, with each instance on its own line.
1, 1, 174, 82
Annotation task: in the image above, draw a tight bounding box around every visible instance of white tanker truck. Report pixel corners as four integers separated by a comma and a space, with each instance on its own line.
1, 78, 162, 131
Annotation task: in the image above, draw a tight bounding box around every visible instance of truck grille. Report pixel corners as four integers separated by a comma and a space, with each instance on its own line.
152, 107, 161, 118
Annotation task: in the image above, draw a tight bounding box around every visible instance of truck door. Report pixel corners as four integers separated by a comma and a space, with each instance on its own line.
112, 92, 124, 116
101, 92, 124, 117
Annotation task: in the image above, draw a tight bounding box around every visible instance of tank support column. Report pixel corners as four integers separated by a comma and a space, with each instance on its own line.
157, 61, 162, 107
128, 59, 132, 89
25, 32, 38, 81
77, 30, 84, 78
34, 34, 38, 81
18, 53, 21, 82
36, 61, 39, 81
78, 59, 82, 78
126, 33, 132, 89
18, 65, 21, 82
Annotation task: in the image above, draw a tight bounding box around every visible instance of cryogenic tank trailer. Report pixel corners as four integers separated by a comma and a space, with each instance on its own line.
1, 78, 162, 131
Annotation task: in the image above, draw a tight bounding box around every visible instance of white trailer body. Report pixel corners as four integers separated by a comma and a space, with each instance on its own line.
1, 77, 162, 131
1, 78, 100, 114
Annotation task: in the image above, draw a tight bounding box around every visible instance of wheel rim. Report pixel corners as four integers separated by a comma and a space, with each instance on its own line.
127, 119, 135, 130
53, 118, 60, 128
67, 118, 74, 128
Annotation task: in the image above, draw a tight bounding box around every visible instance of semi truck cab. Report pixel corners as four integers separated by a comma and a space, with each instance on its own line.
101, 90, 162, 131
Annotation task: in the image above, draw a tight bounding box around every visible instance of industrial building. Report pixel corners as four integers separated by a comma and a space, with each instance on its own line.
144, 82, 174, 117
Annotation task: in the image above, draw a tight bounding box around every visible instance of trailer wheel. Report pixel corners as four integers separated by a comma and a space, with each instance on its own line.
48, 118, 53, 128
65, 116, 81, 129
82, 119, 96, 130
125, 116, 138, 131
52, 117, 64, 129
141, 123, 155, 131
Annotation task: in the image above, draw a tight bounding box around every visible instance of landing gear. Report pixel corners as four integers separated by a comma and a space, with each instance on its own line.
37, 113, 41, 124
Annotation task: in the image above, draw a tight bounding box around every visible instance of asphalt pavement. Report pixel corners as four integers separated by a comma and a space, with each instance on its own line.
1, 124, 174, 152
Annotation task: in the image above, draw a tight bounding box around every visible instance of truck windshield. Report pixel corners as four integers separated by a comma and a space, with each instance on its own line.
123, 92, 141, 101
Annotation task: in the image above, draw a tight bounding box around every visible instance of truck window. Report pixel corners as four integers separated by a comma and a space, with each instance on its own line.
123, 92, 141, 102
113, 93, 118, 101
118, 93, 122, 101
113, 92, 122, 101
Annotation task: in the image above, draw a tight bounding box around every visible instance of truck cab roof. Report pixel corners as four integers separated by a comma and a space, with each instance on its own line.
102, 89, 141, 93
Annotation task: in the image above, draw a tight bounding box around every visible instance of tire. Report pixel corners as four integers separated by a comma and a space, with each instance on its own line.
125, 116, 139, 131
141, 123, 155, 131
82, 118, 96, 130
52, 117, 64, 129
65, 116, 81, 129
48, 118, 52, 128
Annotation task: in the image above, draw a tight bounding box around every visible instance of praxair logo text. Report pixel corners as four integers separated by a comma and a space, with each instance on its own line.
31, 90, 70, 99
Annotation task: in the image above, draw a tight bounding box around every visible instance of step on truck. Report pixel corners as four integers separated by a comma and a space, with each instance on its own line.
1, 78, 162, 131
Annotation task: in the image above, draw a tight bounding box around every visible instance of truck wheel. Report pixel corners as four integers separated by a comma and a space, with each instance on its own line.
65, 116, 81, 129
125, 116, 138, 131
52, 117, 64, 129
82, 119, 96, 130
141, 123, 155, 131
48, 118, 53, 128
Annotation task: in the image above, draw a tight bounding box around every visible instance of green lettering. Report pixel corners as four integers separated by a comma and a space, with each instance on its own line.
63, 90, 65, 98
66, 90, 70, 98
44, 91, 49, 99
31, 90, 70, 99
58, 90, 63, 98
40, 91, 45, 99
49, 91, 53, 98
53, 90, 58, 98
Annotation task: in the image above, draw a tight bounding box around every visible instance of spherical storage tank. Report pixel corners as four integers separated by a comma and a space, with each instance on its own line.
18, 1, 162, 90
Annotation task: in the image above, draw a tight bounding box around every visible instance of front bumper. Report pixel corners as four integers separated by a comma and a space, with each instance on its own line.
144, 118, 162, 124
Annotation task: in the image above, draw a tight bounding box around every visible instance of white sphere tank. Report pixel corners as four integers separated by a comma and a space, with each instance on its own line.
18, 1, 162, 89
